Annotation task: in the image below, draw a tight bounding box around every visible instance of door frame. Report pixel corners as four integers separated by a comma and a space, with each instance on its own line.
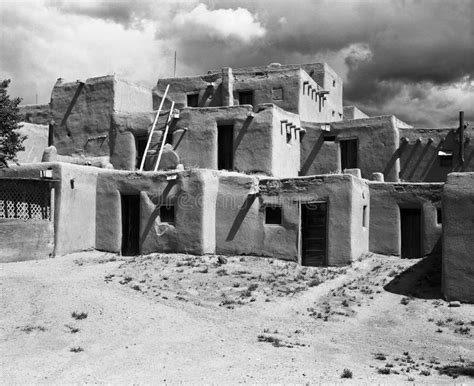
298, 200, 329, 266
121, 194, 141, 256
399, 205, 423, 258
339, 137, 359, 170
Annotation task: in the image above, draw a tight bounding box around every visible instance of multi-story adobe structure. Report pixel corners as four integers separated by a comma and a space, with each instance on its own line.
1, 62, 473, 302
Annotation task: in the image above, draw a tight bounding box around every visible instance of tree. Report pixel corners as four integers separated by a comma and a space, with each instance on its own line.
0, 79, 25, 167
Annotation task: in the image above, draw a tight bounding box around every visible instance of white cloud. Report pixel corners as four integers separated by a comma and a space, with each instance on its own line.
172, 4, 266, 43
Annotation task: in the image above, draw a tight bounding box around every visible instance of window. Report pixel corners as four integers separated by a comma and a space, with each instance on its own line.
363, 205, 367, 227
437, 208, 442, 224
324, 135, 336, 142
332, 80, 336, 87
438, 150, 453, 167
265, 205, 282, 225
238, 91, 253, 106
160, 205, 175, 224
272, 87, 283, 100
187, 93, 199, 107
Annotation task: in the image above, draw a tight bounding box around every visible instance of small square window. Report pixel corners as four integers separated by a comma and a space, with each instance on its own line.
238, 91, 253, 106
272, 87, 283, 100
265, 205, 282, 225
439, 153, 453, 167
160, 205, 175, 224
187, 93, 199, 107
437, 208, 442, 224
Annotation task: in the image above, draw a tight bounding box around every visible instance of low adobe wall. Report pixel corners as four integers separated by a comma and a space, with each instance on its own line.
369, 182, 443, 256
0, 162, 99, 261
442, 173, 474, 302
95, 169, 217, 255
215, 173, 369, 265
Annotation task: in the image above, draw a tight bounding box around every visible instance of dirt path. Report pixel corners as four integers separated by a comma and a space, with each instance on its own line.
1, 252, 473, 383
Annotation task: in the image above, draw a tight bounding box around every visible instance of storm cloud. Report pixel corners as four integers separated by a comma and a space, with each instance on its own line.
1, 0, 472, 127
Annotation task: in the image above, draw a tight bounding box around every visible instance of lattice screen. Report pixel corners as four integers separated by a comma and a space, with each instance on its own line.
0, 180, 51, 221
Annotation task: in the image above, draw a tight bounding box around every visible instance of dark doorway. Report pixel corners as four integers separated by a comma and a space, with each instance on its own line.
301, 202, 328, 266
135, 136, 148, 169
218, 125, 234, 170
121, 195, 140, 256
400, 208, 422, 258
238, 91, 254, 106
340, 139, 358, 170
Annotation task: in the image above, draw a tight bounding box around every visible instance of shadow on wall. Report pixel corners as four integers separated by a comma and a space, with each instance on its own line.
300, 132, 325, 176
396, 131, 472, 182
140, 180, 177, 248
384, 244, 442, 300
226, 193, 258, 241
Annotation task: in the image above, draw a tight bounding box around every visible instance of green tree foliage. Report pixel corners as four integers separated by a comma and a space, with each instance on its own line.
0, 80, 25, 167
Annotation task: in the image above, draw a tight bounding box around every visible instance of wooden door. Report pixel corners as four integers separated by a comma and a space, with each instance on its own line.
301, 202, 328, 266
121, 195, 140, 256
218, 125, 234, 170
400, 208, 421, 258
340, 139, 358, 170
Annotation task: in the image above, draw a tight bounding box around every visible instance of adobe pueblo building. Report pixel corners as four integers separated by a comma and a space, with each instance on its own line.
1, 62, 473, 302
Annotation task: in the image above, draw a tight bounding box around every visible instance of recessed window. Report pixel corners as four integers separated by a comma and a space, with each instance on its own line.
265, 205, 282, 225
160, 205, 175, 224
437, 208, 442, 224
238, 91, 254, 106
187, 93, 199, 107
324, 135, 336, 142
332, 110, 335, 117
272, 87, 283, 100
438, 151, 453, 167
332, 80, 336, 87
363, 205, 368, 227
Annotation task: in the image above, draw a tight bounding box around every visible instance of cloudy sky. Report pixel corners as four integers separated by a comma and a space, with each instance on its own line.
1, 0, 473, 127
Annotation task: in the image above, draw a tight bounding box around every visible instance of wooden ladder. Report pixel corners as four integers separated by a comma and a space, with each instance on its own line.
139, 84, 171, 172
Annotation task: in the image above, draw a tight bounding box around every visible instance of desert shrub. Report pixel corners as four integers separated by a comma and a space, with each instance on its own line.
341, 368, 353, 378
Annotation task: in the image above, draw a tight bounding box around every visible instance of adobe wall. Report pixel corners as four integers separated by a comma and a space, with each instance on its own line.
95, 169, 217, 255
54, 163, 99, 256
0, 164, 55, 262
50, 75, 151, 158
301, 63, 343, 120
398, 127, 473, 182
331, 116, 400, 181
369, 182, 443, 256
0, 162, 99, 261
300, 122, 341, 176
215, 173, 262, 256
442, 173, 474, 302
111, 104, 300, 177
215, 173, 368, 265
231, 68, 301, 114
154, 73, 223, 110
15, 123, 48, 164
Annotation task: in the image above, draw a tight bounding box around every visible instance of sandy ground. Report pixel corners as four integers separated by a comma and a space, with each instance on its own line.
1, 251, 473, 383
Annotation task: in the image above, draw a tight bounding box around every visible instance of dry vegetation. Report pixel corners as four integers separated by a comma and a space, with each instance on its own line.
1, 251, 473, 383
